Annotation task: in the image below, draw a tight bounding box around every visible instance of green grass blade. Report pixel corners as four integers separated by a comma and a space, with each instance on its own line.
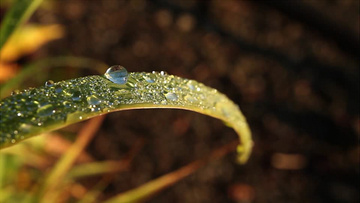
67, 160, 127, 179
0, 69, 253, 163
0, 0, 43, 50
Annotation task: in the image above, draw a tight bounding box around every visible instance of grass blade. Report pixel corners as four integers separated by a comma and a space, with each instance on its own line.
67, 160, 127, 179
0, 69, 253, 163
103, 141, 239, 203
0, 0, 43, 50
40, 116, 105, 202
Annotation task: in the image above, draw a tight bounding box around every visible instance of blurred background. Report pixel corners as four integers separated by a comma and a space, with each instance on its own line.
0, 0, 359, 202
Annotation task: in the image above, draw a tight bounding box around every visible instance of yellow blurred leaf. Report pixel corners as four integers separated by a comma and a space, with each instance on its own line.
0, 62, 19, 82
0, 24, 64, 62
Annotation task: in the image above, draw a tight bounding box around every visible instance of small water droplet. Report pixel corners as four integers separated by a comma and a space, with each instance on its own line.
104, 65, 128, 84
20, 123, 32, 133
143, 75, 155, 83
117, 89, 130, 94
184, 95, 196, 102
17, 112, 23, 117
160, 71, 167, 76
45, 80, 54, 87
37, 104, 55, 117
187, 81, 196, 90
87, 95, 102, 106
55, 85, 62, 93
91, 107, 101, 112
63, 101, 72, 108
71, 91, 82, 101
11, 90, 20, 95
165, 92, 178, 101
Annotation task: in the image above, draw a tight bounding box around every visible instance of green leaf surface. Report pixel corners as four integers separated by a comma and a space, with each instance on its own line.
0, 69, 253, 163
0, 0, 43, 50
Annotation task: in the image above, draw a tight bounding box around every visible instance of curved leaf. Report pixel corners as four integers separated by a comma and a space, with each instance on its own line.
0, 70, 253, 163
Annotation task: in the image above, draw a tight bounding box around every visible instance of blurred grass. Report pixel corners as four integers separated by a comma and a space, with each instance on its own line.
40, 116, 105, 202
0, 0, 43, 49
0, 24, 64, 61
104, 141, 238, 203
0, 1, 250, 202
0, 56, 108, 98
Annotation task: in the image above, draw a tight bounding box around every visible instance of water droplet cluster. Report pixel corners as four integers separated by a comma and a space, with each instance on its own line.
0, 66, 248, 151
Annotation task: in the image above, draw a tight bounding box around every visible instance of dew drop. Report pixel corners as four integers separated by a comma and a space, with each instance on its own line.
37, 104, 55, 117
11, 90, 20, 95
104, 65, 128, 84
45, 80, 54, 87
55, 85, 62, 93
215, 102, 231, 118
165, 92, 178, 101
117, 89, 130, 94
87, 95, 102, 106
160, 71, 167, 76
19, 123, 32, 133
143, 75, 155, 83
63, 101, 72, 108
184, 95, 196, 102
71, 91, 82, 101
187, 81, 195, 91
91, 107, 101, 112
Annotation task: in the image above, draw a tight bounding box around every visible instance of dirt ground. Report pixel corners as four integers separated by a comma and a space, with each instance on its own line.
18, 0, 360, 202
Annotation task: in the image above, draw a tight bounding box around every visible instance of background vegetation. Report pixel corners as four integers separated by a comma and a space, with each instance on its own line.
0, 0, 359, 202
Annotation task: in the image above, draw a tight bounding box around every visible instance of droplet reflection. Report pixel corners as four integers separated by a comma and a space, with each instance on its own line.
104, 65, 128, 84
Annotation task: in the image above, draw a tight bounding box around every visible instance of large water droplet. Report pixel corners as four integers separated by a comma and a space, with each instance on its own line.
165, 92, 178, 101
45, 80, 54, 87
37, 104, 55, 117
104, 65, 128, 84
